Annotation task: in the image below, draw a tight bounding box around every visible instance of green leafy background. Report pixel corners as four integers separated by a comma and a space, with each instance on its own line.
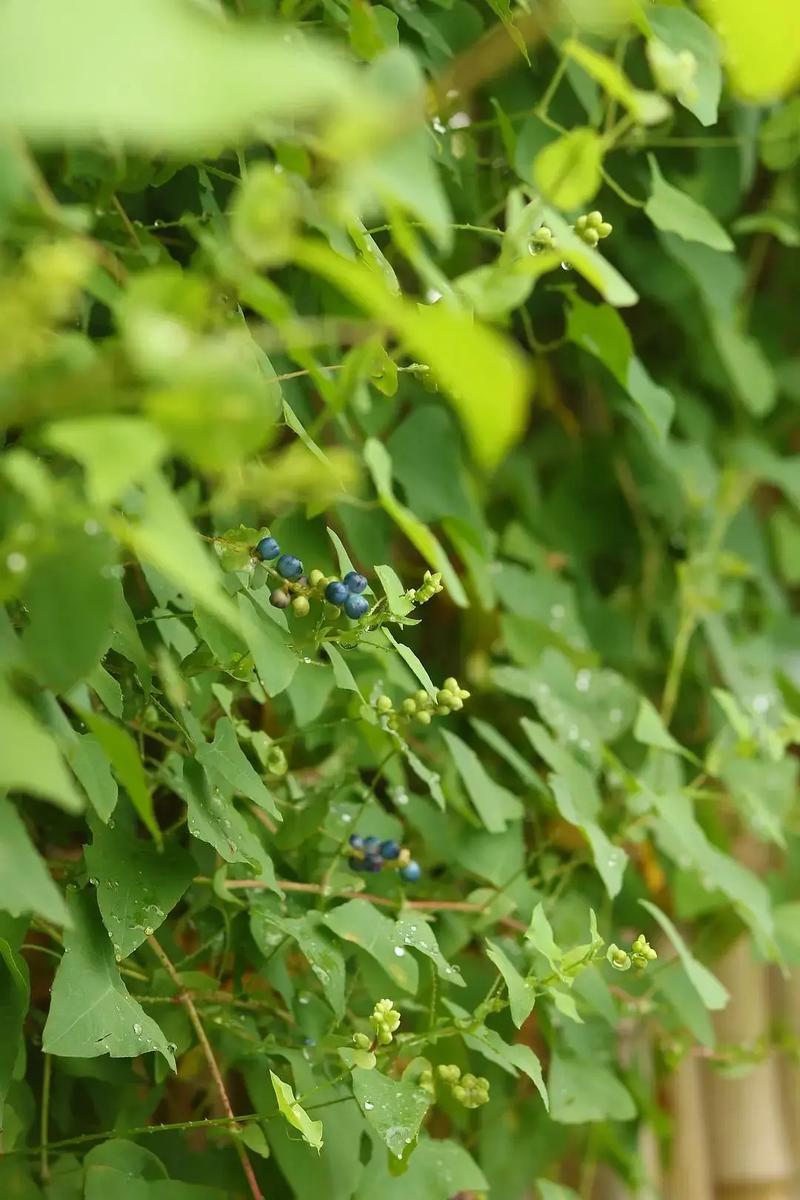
0, 0, 799, 1196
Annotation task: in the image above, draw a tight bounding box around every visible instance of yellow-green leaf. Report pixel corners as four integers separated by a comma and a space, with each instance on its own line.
700, 0, 800, 100
532, 127, 604, 211
293, 239, 532, 472
270, 1071, 323, 1152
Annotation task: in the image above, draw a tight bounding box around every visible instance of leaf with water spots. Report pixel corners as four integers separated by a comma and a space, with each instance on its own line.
43, 889, 175, 1067
394, 915, 465, 986
323, 900, 419, 994
270, 1071, 323, 1152
352, 1067, 430, 1158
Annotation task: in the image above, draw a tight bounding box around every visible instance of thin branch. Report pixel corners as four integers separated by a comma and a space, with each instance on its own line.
147, 935, 264, 1200
225, 879, 526, 931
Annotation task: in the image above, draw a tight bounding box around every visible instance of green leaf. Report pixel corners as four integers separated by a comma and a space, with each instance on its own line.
633, 696, 696, 760
84, 816, 194, 959
640, 899, 729, 1010
196, 716, 280, 820
294, 240, 532, 474
541, 208, 638, 307
0, 689, 82, 813
645, 155, 733, 250
485, 939, 535, 1027
239, 591, 298, 698
464, 1025, 548, 1109
382, 628, 436, 698
375, 564, 414, 617
43, 889, 175, 1067
270, 1071, 323, 1152
441, 730, 523, 833
0, 797, 69, 925
648, 6, 722, 126
562, 41, 672, 125
0, 940, 29, 1120
175, 759, 279, 887
45, 416, 167, 507
532, 127, 603, 211
363, 439, 467, 606
22, 529, 116, 693
81, 710, 161, 845
566, 292, 674, 440
537, 1182, 581, 1200
322, 642, 363, 696
0, 0, 355, 149
700, 0, 800, 102
252, 907, 346, 1018
549, 1054, 635, 1124
525, 904, 563, 971
352, 1137, 487, 1200
394, 915, 464, 986
67, 733, 119, 823
352, 1068, 430, 1158
323, 900, 419, 993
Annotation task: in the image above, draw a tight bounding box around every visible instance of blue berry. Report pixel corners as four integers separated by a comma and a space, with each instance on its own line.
348, 856, 366, 872
255, 536, 280, 560
344, 571, 368, 594
277, 554, 303, 580
344, 593, 369, 620
348, 834, 364, 851
400, 860, 422, 883
380, 839, 401, 860
325, 580, 349, 605
364, 855, 383, 873
362, 836, 381, 854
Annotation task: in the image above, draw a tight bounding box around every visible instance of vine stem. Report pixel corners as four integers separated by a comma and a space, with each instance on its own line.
39, 1053, 52, 1182
147, 935, 264, 1200
224, 879, 527, 931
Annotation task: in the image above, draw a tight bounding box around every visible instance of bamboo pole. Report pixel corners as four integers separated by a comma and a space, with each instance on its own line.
704, 938, 795, 1200
664, 1052, 714, 1200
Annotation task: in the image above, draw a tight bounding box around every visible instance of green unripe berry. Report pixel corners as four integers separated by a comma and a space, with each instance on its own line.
607, 944, 632, 971
598, 221, 613, 239
574, 214, 588, 231
375, 695, 393, 714
587, 210, 603, 227
436, 689, 455, 707
438, 1064, 461, 1084
452, 1085, 467, 1103
416, 710, 432, 725
266, 746, 288, 777
443, 677, 459, 693
309, 568, 326, 587
400, 698, 417, 715
583, 227, 599, 247
292, 595, 310, 617
414, 689, 430, 706
353, 1032, 372, 1050
448, 695, 464, 711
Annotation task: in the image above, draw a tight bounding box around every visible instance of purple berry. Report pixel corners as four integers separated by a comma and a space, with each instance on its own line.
344, 593, 369, 620
270, 589, 291, 609
344, 571, 368, 594
255, 536, 280, 560
325, 580, 349, 605
400, 860, 421, 883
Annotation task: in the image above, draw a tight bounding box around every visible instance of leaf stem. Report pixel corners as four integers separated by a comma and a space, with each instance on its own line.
39, 1053, 52, 1183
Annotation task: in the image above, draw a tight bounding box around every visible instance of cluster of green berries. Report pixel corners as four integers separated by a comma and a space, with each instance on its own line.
254, 535, 371, 620
374, 676, 470, 730
420, 1064, 490, 1109
573, 210, 613, 247
607, 933, 657, 972
369, 998, 401, 1046
348, 834, 421, 882
530, 210, 613, 255
405, 569, 444, 605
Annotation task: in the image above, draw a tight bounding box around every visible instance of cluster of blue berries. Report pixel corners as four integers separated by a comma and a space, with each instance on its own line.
348, 834, 421, 883
324, 572, 369, 620
254, 534, 372, 621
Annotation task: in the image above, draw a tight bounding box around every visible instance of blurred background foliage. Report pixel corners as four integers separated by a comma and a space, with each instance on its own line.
0, 0, 799, 1197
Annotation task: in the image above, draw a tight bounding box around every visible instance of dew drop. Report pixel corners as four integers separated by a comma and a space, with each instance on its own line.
364, 1101, 374, 1111
6, 552, 27, 573
393, 946, 405, 957
133, 1023, 142, 1036
575, 669, 592, 693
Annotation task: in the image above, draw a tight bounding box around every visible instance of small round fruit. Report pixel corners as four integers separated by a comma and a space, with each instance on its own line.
400, 698, 417, 715
348, 834, 364, 850
292, 595, 310, 617
348, 856, 366, 872
380, 839, 401, 860
270, 589, 291, 609
443, 677, 459, 693
325, 580, 349, 605
309, 568, 326, 587
255, 535, 280, 560
277, 554, 303, 580
344, 593, 369, 619
400, 860, 422, 883
364, 855, 383, 873
363, 836, 381, 854
415, 710, 432, 726
375, 695, 393, 713
343, 570, 368, 594
414, 689, 429, 705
